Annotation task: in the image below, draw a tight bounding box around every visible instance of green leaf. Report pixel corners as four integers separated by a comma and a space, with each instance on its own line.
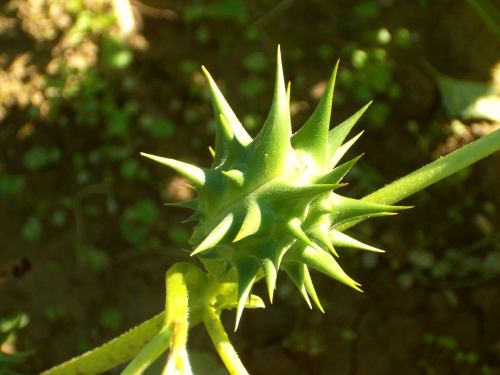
0, 313, 28, 345
207, 0, 248, 22
22, 147, 61, 170
0, 175, 25, 197
238, 76, 266, 97
243, 52, 269, 73
139, 115, 174, 138
435, 72, 500, 122
21, 216, 43, 242
81, 248, 109, 273
102, 37, 133, 69
99, 308, 123, 330
0, 351, 32, 365
124, 200, 159, 224
354, 0, 380, 19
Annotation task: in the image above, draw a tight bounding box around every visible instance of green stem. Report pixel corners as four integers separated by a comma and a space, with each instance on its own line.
339, 130, 500, 232
121, 328, 172, 375
203, 307, 249, 375
41, 264, 199, 375
163, 264, 191, 374
363, 129, 500, 205
465, 0, 500, 38
122, 263, 191, 374
40, 313, 164, 375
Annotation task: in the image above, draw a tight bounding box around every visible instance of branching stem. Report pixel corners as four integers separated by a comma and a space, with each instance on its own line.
203, 307, 249, 375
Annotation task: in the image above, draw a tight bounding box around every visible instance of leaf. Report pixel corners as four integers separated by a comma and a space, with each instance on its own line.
0, 313, 28, 345
22, 147, 61, 170
21, 216, 42, 243
435, 72, 500, 122
139, 115, 174, 138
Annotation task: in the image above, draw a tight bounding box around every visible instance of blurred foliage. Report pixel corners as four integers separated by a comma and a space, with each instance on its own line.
0, 0, 176, 268
434, 72, 500, 122
465, 0, 500, 38
419, 332, 494, 375
0, 312, 30, 375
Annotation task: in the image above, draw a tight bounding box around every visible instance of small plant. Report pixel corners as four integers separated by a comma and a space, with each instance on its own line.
42, 48, 500, 374
0, 312, 30, 374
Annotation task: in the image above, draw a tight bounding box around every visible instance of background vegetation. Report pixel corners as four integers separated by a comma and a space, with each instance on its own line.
1, 0, 499, 374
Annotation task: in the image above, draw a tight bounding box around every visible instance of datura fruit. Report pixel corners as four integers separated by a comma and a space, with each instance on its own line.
41, 47, 500, 375
142, 47, 409, 330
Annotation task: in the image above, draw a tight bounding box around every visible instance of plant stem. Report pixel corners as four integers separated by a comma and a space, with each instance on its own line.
40, 313, 164, 375
163, 264, 191, 374
341, 129, 500, 231
41, 264, 206, 375
203, 308, 249, 375
122, 263, 191, 374
122, 327, 172, 375
363, 129, 500, 205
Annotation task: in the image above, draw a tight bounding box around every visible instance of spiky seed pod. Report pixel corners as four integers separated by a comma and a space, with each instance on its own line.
142, 47, 409, 330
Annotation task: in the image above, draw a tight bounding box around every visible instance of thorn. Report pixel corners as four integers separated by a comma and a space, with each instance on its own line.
292, 60, 339, 165
248, 44, 292, 183
330, 230, 385, 253
303, 266, 325, 313
190, 212, 234, 256
296, 245, 362, 292
222, 169, 245, 186
282, 262, 312, 309
328, 101, 372, 165
233, 202, 261, 242
141, 152, 206, 186
286, 184, 341, 204
201, 66, 252, 146
329, 131, 365, 168
164, 199, 198, 210
234, 258, 259, 331
287, 218, 321, 250
262, 258, 277, 303
218, 114, 234, 142
316, 154, 364, 184
182, 211, 202, 223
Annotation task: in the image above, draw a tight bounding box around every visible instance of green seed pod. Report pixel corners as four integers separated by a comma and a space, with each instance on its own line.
142, 47, 409, 330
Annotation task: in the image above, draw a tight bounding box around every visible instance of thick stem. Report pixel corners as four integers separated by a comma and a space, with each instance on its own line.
40, 313, 164, 375
362, 129, 500, 205
203, 307, 249, 375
